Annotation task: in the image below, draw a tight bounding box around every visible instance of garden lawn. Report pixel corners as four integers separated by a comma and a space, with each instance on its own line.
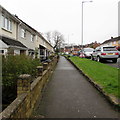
69, 56, 119, 98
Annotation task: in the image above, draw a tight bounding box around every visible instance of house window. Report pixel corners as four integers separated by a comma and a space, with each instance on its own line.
31, 34, 34, 42
21, 28, 26, 38
2, 15, 12, 31
40, 49, 44, 55
5, 18, 8, 29
9, 20, 12, 31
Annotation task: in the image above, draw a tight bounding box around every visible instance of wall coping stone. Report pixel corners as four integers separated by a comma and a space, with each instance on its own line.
1, 93, 27, 118
1, 56, 59, 119
37, 66, 43, 69
19, 74, 31, 80
42, 70, 48, 76
31, 76, 42, 91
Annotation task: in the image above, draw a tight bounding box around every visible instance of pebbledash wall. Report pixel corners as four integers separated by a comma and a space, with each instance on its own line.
0, 56, 59, 119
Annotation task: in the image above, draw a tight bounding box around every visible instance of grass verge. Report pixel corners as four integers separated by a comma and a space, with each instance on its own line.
69, 56, 119, 98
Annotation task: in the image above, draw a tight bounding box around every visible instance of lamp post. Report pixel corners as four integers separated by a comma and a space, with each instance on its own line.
81, 0, 92, 50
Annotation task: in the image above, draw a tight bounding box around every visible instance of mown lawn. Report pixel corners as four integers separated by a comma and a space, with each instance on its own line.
69, 56, 119, 98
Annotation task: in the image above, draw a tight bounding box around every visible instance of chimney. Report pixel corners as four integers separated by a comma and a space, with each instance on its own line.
15, 14, 18, 18
111, 37, 113, 39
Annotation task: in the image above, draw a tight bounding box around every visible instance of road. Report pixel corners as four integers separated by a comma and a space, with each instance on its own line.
32, 56, 119, 118
104, 58, 120, 68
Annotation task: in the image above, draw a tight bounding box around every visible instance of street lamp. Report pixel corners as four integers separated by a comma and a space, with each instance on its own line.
81, 0, 93, 50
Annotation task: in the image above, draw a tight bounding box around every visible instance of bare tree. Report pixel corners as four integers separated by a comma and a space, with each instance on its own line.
45, 31, 64, 52
46, 31, 52, 44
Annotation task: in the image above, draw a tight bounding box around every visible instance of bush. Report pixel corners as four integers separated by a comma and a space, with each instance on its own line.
2, 55, 41, 109
2, 55, 40, 86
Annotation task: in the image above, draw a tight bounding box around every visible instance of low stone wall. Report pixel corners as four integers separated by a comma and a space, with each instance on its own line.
0, 56, 59, 119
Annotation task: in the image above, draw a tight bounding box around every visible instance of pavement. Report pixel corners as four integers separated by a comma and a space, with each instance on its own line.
32, 56, 119, 118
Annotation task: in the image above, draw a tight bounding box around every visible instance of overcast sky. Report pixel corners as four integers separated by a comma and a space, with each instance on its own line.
0, 0, 119, 45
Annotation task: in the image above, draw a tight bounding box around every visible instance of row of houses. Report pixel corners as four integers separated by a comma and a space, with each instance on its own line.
0, 5, 54, 59
60, 41, 101, 55
61, 36, 120, 55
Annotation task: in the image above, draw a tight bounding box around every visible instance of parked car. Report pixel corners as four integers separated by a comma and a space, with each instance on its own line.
91, 46, 119, 63
79, 48, 94, 58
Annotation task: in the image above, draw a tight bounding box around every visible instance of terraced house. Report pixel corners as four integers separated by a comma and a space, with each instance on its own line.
0, 5, 27, 55
0, 5, 54, 58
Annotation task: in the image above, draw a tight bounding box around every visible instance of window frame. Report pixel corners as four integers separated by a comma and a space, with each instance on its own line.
2, 15, 12, 32
31, 34, 34, 42
21, 28, 26, 38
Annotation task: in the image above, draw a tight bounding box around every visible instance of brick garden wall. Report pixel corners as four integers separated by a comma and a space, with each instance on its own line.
0, 56, 59, 119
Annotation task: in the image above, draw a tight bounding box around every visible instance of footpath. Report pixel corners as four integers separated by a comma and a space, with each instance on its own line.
32, 56, 119, 118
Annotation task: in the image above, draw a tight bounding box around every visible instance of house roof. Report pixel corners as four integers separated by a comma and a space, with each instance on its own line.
102, 36, 120, 44
0, 5, 20, 23
15, 16, 53, 48
0, 36, 27, 48
15, 15, 38, 33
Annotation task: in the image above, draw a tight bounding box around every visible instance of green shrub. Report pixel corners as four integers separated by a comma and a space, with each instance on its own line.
2, 55, 41, 86
2, 55, 41, 109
